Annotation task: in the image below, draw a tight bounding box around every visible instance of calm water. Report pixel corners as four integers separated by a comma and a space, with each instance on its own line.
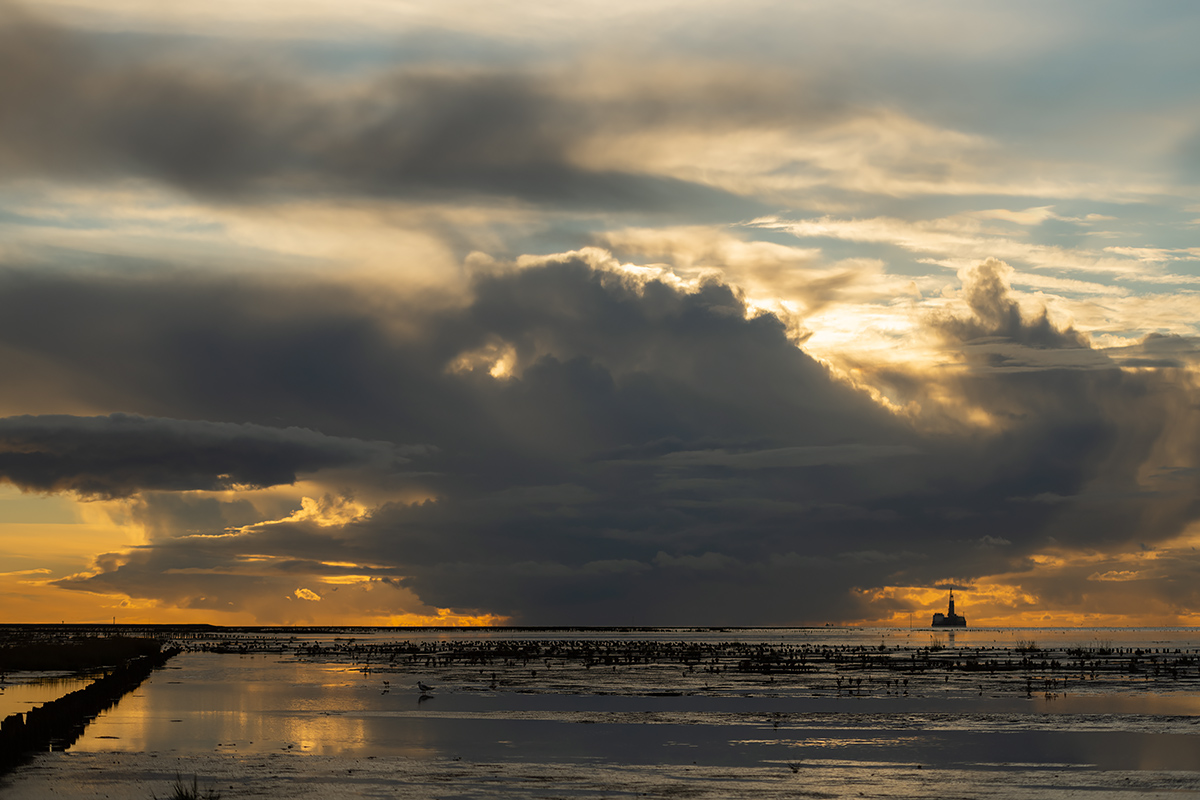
0, 672, 100, 719
62, 627, 1200, 774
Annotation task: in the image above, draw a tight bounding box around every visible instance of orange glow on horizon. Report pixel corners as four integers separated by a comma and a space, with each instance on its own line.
380, 610, 510, 627
0, 582, 511, 627
853, 580, 1200, 629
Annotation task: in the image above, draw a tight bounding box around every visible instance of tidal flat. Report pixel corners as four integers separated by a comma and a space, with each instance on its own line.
4, 627, 1200, 798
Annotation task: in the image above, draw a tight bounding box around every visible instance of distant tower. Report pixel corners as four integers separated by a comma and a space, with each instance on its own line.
931, 589, 967, 627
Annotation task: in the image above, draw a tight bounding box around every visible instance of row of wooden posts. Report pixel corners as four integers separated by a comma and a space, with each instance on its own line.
0, 647, 179, 775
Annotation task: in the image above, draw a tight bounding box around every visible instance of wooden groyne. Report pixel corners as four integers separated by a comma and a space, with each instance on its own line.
0, 646, 180, 775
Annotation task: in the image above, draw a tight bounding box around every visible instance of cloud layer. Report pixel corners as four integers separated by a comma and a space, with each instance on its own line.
0, 5, 766, 216
2, 1, 1199, 625
3, 254, 1198, 624
0, 413, 405, 498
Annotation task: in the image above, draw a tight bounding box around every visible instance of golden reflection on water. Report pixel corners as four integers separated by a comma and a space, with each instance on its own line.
61, 641, 1200, 776
75, 691, 443, 758
70, 655, 439, 758
0, 673, 100, 718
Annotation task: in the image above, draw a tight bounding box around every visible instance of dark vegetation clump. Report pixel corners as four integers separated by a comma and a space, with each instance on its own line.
0, 636, 160, 671
153, 775, 222, 800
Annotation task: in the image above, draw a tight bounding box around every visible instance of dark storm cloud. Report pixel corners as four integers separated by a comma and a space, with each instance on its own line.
0, 413, 406, 498
650, 444, 921, 469
5, 256, 1200, 623
855, 262, 1200, 596
0, 3, 757, 216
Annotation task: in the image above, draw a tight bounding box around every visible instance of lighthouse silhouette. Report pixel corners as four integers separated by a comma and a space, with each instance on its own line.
931, 589, 967, 627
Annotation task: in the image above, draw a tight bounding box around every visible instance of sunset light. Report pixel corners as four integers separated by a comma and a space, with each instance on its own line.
1, 0, 1199, 630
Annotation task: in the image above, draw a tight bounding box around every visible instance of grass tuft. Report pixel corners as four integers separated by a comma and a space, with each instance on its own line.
152, 775, 221, 800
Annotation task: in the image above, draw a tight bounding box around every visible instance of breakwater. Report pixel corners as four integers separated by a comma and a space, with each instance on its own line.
0, 646, 179, 775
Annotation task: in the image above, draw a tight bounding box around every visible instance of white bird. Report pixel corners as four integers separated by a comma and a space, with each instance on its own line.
417, 681, 435, 692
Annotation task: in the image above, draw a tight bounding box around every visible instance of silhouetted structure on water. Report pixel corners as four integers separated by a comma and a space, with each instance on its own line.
931, 590, 967, 627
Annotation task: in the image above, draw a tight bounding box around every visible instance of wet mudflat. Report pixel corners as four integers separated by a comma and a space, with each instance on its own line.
4, 627, 1200, 798
13, 751, 1200, 800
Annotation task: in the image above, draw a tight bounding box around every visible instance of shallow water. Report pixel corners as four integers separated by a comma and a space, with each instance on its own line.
67, 648, 1200, 769
7, 628, 1200, 799
0, 672, 100, 719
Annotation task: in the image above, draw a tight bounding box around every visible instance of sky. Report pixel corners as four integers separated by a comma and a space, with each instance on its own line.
2, 0, 1200, 627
